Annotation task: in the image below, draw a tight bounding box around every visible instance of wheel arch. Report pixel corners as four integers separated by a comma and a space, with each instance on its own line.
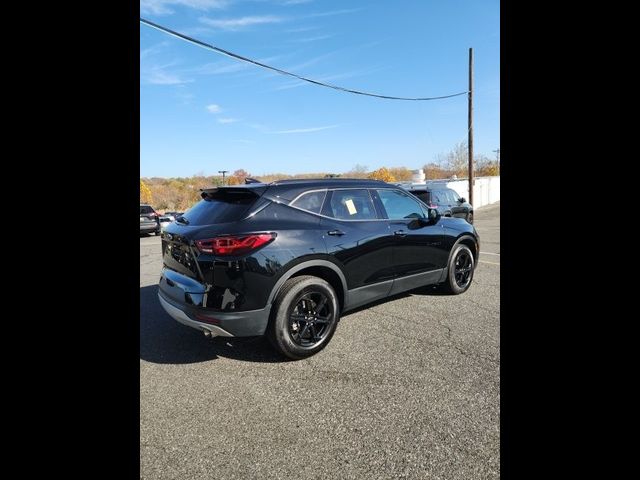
442, 234, 479, 279
267, 259, 348, 312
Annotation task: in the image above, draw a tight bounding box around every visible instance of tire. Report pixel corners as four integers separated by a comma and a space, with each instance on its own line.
267, 275, 340, 360
442, 244, 475, 294
467, 212, 474, 224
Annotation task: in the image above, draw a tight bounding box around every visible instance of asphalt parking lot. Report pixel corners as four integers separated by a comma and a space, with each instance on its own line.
140, 202, 500, 480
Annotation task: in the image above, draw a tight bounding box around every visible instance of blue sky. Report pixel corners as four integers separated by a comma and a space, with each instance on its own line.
140, 0, 499, 178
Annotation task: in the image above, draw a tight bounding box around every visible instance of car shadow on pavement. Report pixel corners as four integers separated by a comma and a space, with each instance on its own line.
140, 285, 286, 365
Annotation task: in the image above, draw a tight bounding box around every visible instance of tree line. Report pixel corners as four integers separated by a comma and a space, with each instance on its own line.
141, 142, 499, 211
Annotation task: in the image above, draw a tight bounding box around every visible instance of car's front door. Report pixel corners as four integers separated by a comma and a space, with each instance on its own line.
447, 189, 467, 218
374, 188, 448, 295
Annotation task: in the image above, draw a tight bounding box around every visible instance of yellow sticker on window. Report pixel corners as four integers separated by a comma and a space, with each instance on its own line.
345, 199, 357, 215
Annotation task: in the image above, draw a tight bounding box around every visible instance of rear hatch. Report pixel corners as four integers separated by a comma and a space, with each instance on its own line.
161, 185, 268, 283
140, 205, 158, 225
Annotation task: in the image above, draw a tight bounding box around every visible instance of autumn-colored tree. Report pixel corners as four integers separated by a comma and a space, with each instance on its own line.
232, 169, 251, 183
388, 167, 413, 181
433, 141, 469, 178
142, 161, 499, 212
368, 167, 396, 182
422, 163, 452, 180
140, 180, 153, 204
475, 155, 500, 177
344, 164, 369, 178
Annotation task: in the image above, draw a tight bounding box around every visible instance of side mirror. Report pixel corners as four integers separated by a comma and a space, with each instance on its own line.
459, 197, 466, 203
428, 208, 439, 221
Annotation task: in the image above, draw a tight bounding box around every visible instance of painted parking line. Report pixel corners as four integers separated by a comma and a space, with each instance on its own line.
480, 251, 500, 256
479, 260, 500, 266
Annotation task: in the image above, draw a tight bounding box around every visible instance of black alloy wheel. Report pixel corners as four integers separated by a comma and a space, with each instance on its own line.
288, 292, 334, 347
454, 250, 473, 289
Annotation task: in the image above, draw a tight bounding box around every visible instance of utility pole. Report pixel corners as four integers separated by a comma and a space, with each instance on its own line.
218, 170, 229, 185
468, 47, 474, 205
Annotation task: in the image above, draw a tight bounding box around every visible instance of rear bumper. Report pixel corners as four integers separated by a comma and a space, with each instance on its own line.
158, 294, 235, 337
140, 223, 159, 233
157, 269, 271, 337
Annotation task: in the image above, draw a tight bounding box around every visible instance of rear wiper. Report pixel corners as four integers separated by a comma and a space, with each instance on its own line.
175, 216, 189, 225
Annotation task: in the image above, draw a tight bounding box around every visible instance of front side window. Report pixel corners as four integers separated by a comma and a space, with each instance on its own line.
431, 190, 448, 205
446, 189, 460, 203
377, 189, 426, 220
326, 189, 377, 220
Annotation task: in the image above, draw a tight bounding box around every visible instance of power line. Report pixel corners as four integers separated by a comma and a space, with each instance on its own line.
140, 18, 469, 102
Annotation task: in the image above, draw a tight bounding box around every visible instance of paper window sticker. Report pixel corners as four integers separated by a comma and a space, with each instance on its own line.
345, 199, 357, 215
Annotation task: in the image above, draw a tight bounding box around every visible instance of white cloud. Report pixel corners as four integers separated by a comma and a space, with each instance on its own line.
283, 52, 335, 72
305, 8, 361, 18
293, 34, 334, 43
141, 0, 228, 16
217, 118, 240, 124
145, 70, 191, 85
206, 104, 222, 113
285, 25, 320, 33
272, 124, 340, 134
140, 41, 169, 58
199, 15, 285, 30
191, 55, 283, 75
273, 66, 384, 91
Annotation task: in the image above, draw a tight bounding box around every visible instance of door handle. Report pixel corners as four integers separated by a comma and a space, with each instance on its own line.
394, 230, 407, 237
327, 230, 345, 236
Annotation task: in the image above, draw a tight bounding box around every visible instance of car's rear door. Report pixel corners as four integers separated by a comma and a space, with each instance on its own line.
320, 188, 395, 307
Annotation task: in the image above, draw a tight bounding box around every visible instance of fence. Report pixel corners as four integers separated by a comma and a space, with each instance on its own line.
437, 176, 500, 209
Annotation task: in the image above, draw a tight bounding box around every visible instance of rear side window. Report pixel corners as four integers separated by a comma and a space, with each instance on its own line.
377, 189, 426, 220
290, 190, 326, 214
140, 205, 153, 214
181, 191, 259, 225
326, 189, 377, 220
412, 191, 430, 205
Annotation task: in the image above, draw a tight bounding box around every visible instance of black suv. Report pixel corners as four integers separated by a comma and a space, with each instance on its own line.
140, 204, 160, 235
399, 183, 474, 224
159, 179, 479, 359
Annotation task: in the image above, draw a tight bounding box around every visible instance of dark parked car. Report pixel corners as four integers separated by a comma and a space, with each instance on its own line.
158, 179, 479, 359
399, 183, 474, 224
140, 204, 160, 235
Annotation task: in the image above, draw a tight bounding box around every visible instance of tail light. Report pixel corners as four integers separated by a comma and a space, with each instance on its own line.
195, 233, 276, 256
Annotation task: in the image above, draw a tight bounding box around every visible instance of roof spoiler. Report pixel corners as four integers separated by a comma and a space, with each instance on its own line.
200, 185, 268, 199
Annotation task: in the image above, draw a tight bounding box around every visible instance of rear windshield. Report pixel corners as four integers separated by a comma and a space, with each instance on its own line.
140, 205, 154, 214
181, 191, 259, 225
